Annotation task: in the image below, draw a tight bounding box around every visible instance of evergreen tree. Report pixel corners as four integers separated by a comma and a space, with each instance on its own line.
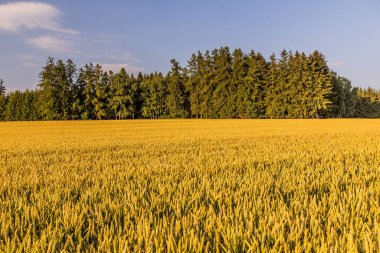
37, 57, 57, 120
141, 72, 167, 118
93, 65, 109, 119
37, 58, 76, 120
277, 50, 291, 118
80, 63, 97, 119
71, 70, 85, 119
65, 59, 78, 119
0, 79, 6, 120
108, 68, 128, 119
0, 79, 5, 95
328, 73, 353, 118
4, 90, 39, 121
244, 51, 268, 118
166, 59, 187, 118
307, 51, 333, 118
129, 73, 144, 119
199, 51, 214, 118
55, 59, 71, 119
266, 54, 280, 118
5, 49, 375, 121
210, 47, 232, 118
186, 53, 201, 118
232, 49, 248, 118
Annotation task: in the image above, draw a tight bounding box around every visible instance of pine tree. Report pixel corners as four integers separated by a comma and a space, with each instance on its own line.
266, 53, 280, 118
307, 51, 333, 118
93, 65, 108, 119
80, 63, 97, 119
55, 59, 71, 119
232, 49, 248, 118
0, 79, 5, 95
37, 57, 57, 120
166, 59, 187, 118
4, 90, 39, 121
0, 79, 6, 120
277, 50, 291, 118
211, 47, 232, 118
71, 70, 85, 119
186, 53, 201, 118
37, 58, 77, 120
65, 59, 77, 119
129, 73, 144, 119
141, 72, 167, 118
199, 51, 214, 118
6, 48, 367, 121
108, 68, 128, 119
126, 74, 136, 118
329, 73, 355, 118
244, 51, 268, 118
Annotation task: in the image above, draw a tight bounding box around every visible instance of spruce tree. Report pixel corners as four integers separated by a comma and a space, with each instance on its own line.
0, 79, 6, 120
0, 79, 5, 95
211, 47, 232, 118
232, 49, 248, 118
55, 59, 71, 119
245, 51, 268, 118
37, 57, 57, 120
266, 54, 280, 118
199, 51, 213, 118
93, 65, 108, 119
108, 68, 128, 119
166, 59, 187, 118
307, 51, 333, 118
186, 53, 201, 118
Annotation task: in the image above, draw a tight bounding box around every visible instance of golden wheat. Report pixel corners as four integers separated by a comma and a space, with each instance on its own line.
0, 119, 379, 252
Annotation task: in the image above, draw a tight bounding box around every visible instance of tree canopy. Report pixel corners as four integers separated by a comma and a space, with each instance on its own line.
1, 47, 380, 121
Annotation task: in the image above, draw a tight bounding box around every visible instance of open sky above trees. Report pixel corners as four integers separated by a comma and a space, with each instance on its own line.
1, 1, 380, 90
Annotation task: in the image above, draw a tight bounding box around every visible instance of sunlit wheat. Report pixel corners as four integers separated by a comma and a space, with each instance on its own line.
0, 119, 379, 252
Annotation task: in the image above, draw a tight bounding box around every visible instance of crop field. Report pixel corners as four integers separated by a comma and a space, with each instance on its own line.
0, 119, 380, 252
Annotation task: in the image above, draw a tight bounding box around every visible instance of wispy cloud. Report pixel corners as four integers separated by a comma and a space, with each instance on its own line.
101, 63, 144, 74
22, 62, 40, 67
27, 35, 75, 54
1, 2, 144, 73
0, 2, 78, 34
328, 61, 345, 68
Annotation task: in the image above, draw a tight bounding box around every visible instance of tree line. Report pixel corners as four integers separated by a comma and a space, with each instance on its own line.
1, 47, 380, 121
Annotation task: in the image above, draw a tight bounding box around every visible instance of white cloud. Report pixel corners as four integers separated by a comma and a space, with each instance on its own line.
328, 61, 345, 68
22, 62, 40, 67
0, 2, 78, 34
101, 63, 144, 74
28, 35, 74, 54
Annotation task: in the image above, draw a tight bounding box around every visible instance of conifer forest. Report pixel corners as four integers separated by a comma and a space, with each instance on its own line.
2, 47, 380, 121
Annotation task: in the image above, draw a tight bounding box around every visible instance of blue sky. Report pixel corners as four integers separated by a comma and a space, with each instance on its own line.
1, 0, 380, 90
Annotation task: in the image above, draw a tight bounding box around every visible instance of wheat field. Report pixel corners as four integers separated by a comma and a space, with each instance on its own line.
0, 119, 380, 252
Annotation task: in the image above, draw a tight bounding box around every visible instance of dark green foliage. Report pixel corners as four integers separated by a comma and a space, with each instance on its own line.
4, 90, 39, 121
211, 47, 232, 118
166, 59, 188, 118
186, 53, 201, 118
0, 79, 5, 120
37, 58, 77, 120
0, 79, 5, 95
327, 73, 355, 118
2, 48, 379, 121
244, 51, 268, 118
93, 67, 109, 120
353, 87, 380, 118
80, 63, 97, 119
108, 68, 129, 119
141, 72, 167, 119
